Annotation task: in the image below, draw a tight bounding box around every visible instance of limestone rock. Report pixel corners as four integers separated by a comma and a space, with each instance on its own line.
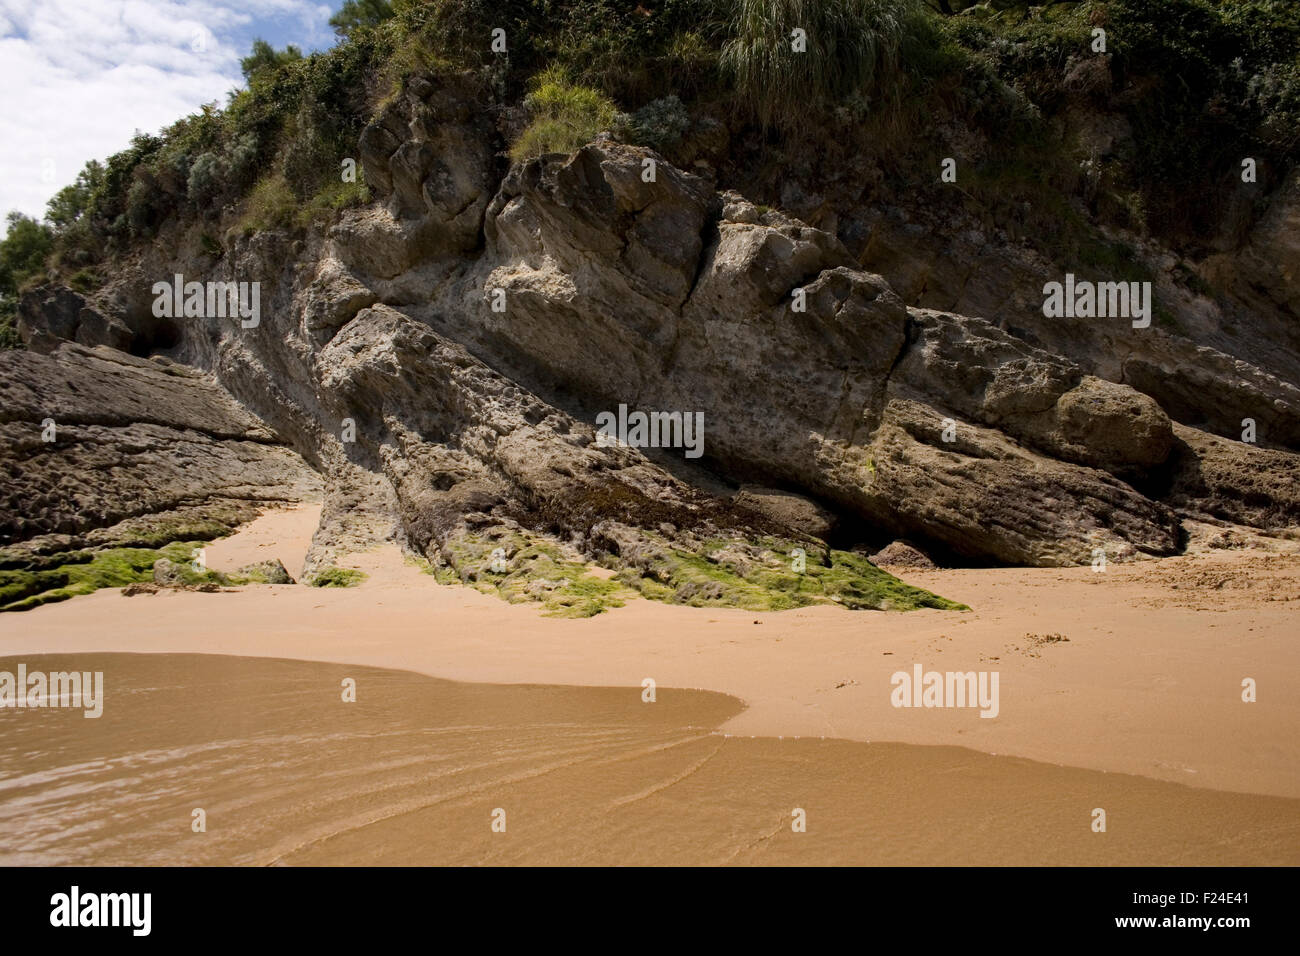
7, 71, 1298, 582
236, 559, 295, 584
870, 541, 937, 569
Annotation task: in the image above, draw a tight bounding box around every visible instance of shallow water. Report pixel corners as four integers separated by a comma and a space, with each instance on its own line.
0, 654, 1295, 865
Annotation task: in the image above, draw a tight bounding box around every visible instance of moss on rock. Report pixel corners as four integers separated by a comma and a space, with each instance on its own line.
308, 567, 368, 588
616, 533, 966, 612
0, 540, 224, 612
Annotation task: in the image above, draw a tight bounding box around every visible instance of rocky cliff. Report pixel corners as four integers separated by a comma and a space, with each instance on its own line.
7, 70, 1299, 613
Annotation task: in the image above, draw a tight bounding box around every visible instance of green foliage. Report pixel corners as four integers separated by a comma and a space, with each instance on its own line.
298, 172, 372, 225
28, 0, 1300, 275
509, 67, 618, 161
0, 212, 54, 349
45, 161, 104, 233
932, 0, 1300, 241
234, 174, 299, 235
186, 151, 225, 203
331, 0, 397, 37
67, 268, 100, 294
720, 0, 916, 130
0, 212, 53, 295
393, 0, 724, 103
617, 95, 692, 149
241, 38, 304, 85
125, 177, 158, 237
1242, 58, 1300, 153
542, 0, 726, 102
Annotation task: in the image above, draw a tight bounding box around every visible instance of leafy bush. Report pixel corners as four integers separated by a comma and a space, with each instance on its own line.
1244, 59, 1300, 152
241, 39, 304, 85
331, 0, 397, 38
618, 95, 692, 149
125, 178, 158, 237
0, 213, 53, 294
19, 0, 1300, 281
509, 66, 618, 161
0, 212, 52, 348
67, 268, 100, 293
186, 152, 225, 204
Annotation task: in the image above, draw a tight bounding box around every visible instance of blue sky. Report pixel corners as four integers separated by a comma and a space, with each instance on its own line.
0, 0, 343, 225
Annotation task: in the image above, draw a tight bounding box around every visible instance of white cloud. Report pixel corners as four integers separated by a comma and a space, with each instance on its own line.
0, 0, 333, 223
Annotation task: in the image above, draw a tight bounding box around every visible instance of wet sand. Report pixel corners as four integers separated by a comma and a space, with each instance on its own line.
1, 653, 1296, 866
0, 505, 1297, 864
2, 505, 1297, 799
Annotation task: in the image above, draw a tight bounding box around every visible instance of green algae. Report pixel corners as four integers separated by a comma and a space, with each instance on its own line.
0, 540, 228, 612
307, 567, 369, 588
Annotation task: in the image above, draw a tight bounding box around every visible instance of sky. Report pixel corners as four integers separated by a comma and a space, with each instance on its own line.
0, 0, 341, 229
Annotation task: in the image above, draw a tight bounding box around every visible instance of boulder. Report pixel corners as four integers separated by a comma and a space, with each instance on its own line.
236, 559, 295, 584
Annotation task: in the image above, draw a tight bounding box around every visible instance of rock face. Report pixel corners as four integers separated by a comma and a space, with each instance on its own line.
8, 71, 1299, 592
432, 142, 1183, 565
0, 344, 320, 551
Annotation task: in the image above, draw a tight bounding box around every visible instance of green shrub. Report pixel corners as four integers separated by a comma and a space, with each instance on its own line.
0, 212, 52, 298
298, 173, 372, 226
227, 133, 262, 190
1244, 59, 1300, 152
720, 0, 915, 130
0, 309, 19, 349
618, 95, 691, 149
235, 174, 298, 235
67, 268, 99, 293
509, 67, 618, 161
125, 177, 157, 238
331, 0, 397, 38
187, 151, 225, 203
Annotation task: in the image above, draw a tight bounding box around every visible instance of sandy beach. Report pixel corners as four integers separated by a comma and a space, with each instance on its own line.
0, 504, 1297, 864
3, 504, 1297, 797
2, 651, 1295, 866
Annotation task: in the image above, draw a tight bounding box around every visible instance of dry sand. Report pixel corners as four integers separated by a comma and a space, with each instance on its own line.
1, 504, 1297, 864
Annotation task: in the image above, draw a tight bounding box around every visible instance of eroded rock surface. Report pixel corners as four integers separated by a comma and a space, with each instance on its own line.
8, 72, 1299, 608
0, 345, 319, 550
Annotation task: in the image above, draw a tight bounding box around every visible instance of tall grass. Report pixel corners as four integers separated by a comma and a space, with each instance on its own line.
720, 0, 915, 130
509, 66, 618, 161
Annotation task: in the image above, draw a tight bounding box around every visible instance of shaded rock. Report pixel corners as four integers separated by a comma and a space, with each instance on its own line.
870, 541, 937, 569
1163, 423, 1300, 529
356, 71, 497, 256
0, 344, 320, 546
732, 486, 836, 540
